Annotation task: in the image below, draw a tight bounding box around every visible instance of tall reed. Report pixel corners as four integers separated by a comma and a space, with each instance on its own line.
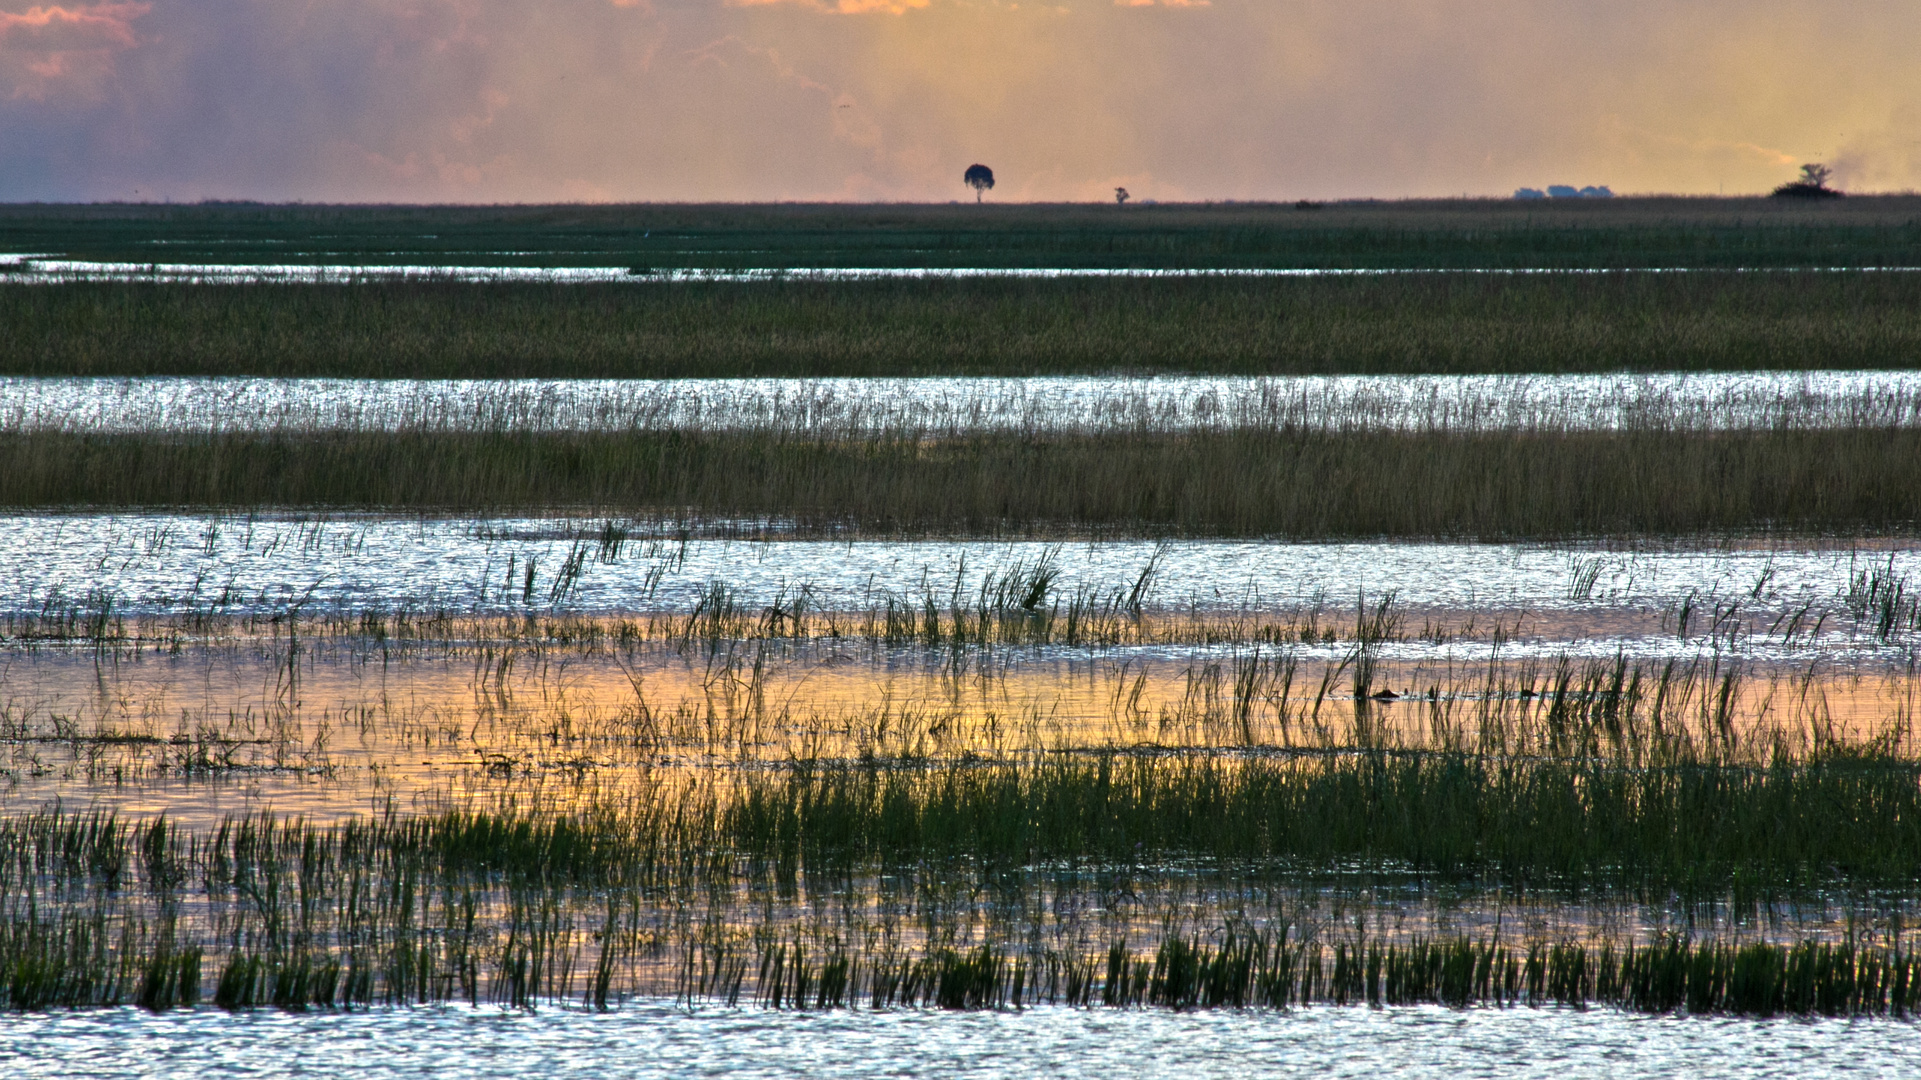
4, 427, 1917, 536
9, 272, 1921, 377
8, 780, 1921, 1015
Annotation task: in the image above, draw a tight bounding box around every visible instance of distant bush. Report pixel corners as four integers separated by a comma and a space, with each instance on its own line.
1516, 186, 1611, 200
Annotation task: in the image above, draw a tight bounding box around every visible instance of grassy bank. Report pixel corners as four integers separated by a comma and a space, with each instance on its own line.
9, 272, 1921, 377
5, 427, 1918, 536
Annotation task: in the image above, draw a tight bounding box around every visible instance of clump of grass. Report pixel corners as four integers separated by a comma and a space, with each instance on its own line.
1847, 556, 1921, 642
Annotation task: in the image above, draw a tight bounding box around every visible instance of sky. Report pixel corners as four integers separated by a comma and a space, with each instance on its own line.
0, 0, 1916, 203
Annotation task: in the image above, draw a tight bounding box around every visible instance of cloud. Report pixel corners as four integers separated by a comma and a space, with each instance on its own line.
0, 2, 149, 100
0, 3, 145, 47
1, 0, 1919, 201
730, 0, 930, 15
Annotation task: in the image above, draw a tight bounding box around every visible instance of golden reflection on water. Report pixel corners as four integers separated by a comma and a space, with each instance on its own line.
4, 634, 1915, 825
6, 627, 1918, 989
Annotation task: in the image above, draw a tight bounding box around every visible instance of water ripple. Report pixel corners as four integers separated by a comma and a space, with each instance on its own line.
2, 1003, 1913, 1079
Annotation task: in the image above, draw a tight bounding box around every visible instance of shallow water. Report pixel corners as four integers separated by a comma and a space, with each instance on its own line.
3, 514, 1908, 621
7, 372, 1919, 434
3, 1002, 1915, 1079
5, 254, 1921, 284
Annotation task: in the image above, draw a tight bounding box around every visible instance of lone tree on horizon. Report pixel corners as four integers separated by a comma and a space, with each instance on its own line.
1772, 162, 1841, 199
964, 164, 995, 202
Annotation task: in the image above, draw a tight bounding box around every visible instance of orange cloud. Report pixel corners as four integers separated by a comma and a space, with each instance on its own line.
0, 2, 149, 100
6, 0, 1921, 203
730, 0, 931, 14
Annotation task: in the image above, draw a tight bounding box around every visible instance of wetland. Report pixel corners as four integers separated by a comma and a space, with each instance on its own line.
5, 200, 1921, 1074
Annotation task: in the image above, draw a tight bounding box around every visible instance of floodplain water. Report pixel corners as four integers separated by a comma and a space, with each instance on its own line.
9, 239, 1921, 1054
7, 511, 1916, 823
7, 371, 1921, 433
7, 253, 1920, 284
6, 513, 1914, 662
7, 371, 1921, 1045
4, 1001, 1916, 1079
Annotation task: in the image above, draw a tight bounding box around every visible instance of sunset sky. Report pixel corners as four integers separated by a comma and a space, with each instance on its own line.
1, 0, 1914, 203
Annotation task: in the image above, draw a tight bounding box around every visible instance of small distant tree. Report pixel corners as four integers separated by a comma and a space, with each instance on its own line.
964, 164, 995, 203
1772, 162, 1842, 199
1115, 187, 1130, 205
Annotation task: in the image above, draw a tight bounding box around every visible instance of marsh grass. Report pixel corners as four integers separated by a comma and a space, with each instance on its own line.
719, 748, 1921, 894
11, 272, 1921, 378
23, 916, 1921, 1016
10, 197, 1921, 1018
6, 597, 1921, 1015
8, 198, 1921, 272
4, 427, 1918, 536
7, 621, 1921, 895
9, 579, 1920, 806
7, 748, 1921, 1017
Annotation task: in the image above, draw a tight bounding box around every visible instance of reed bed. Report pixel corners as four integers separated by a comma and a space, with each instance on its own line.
9, 272, 1921, 378
6, 629, 1921, 879
11, 372, 1921, 437
10, 200, 1921, 1023
11, 647, 1909, 802
7, 583, 1921, 1017
4, 427, 1918, 536
6, 751, 1921, 1017
719, 750, 1921, 893
16, 916, 1921, 1018
8, 580, 1919, 814
9, 520, 1920, 656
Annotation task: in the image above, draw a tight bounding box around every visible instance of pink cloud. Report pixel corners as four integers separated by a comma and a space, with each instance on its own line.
0, 2, 150, 100
0, 3, 148, 49
729, 0, 930, 15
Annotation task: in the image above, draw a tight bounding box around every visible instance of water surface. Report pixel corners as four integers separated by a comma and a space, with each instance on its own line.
5, 514, 1909, 622
7, 372, 1918, 433
6, 254, 1921, 284
3, 1003, 1912, 1079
